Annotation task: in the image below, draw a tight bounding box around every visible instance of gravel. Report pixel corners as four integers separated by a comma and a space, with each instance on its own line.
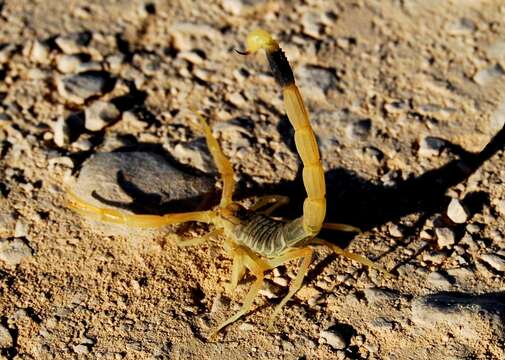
56, 71, 115, 104
435, 227, 456, 248
319, 327, 347, 350
0, 238, 33, 266
447, 198, 469, 224
479, 253, 505, 272
84, 101, 121, 131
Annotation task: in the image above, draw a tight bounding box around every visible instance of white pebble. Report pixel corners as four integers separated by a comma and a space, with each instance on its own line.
0, 324, 12, 348
319, 328, 347, 350
84, 101, 120, 131
435, 227, 455, 248
479, 253, 505, 272
486, 40, 505, 59
52, 116, 70, 147
494, 199, 505, 215
55, 32, 91, 54
29, 40, 50, 64
388, 223, 404, 238
447, 198, 469, 224
56, 54, 84, 73
56, 71, 114, 104
0, 238, 33, 266
0, 44, 16, 64
473, 64, 504, 86
418, 136, 446, 157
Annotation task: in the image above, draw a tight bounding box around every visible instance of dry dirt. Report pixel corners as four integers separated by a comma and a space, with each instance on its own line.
1, 0, 505, 359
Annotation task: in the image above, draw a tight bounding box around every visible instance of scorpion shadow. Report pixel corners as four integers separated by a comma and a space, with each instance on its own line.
269, 119, 505, 235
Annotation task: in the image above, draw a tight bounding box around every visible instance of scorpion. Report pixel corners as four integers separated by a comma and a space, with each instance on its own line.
68, 29, 386, 337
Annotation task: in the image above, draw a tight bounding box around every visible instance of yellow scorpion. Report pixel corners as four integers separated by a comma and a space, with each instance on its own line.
68, 30, 385, 336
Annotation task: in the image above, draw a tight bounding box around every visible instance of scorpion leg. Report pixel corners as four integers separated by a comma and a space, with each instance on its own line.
250, 195, 289, 215
68, 192, 215, 227
266, 247, 313, 331
322, 222, 361, 233
226, 251, 246, 292
193, 112, 235, 208
313, 238, 389, 274
211, 246, 270, 337
174, 228, 222, 247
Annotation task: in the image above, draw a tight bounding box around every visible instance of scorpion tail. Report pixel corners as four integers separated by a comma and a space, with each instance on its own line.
242, 29, 326, 236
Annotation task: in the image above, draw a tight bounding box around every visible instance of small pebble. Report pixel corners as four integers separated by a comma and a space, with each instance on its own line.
346, 119, 372, 141
388, 223, 404, 238
490, 99, 505, 131
445, 18, 476, 35
0, 44, 16, 64
84, 101, 120, 131
465, 223, 481, 234
106, 54, 125, 73
302, 12, 323, 39
297, 65, 337, 101
29, 40, 50, 63
73, 344, 90, 355
170, 139, 216, 174
447, 198, 469, 224
56, 71, 115, 104
473, 64, 505, 86
52, 116, 70, 147
319, 328, 347, 350
222, 0, 244, 15
0, 210, 16, 237
479, 253, 505, 272
272, 276, 289, 287
494, 199, 505, 216
76, 61, 102, 73
486, 40, 505, 59
418, 136, 446, 157
435, 227, 455, 248
0, 325, 12, 348
56, 54, 85, 73
122, 111, 147, 130
0, 238, 33, 266
427, 271, 453, 288
55, 32, 91, 54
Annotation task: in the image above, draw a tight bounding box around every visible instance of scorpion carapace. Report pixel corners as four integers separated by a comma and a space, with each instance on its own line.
68, 29, 387, 337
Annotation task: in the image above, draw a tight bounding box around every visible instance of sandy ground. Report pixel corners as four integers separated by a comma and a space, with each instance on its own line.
1, 0, 505, 359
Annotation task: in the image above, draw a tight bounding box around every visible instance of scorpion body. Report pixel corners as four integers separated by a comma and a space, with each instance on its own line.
68, 30, 385, 337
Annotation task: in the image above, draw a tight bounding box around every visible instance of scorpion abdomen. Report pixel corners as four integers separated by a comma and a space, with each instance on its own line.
235, 214, 309, 257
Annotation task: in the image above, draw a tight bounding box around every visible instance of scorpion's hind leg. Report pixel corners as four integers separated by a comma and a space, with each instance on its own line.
67, 192, 215, 228
266, 247, 313, 331
322, 222, 361, 233
250, 195, 290, 215
312, 238, 390, 275
193, 111, 235, 207
210, 247, 271, 337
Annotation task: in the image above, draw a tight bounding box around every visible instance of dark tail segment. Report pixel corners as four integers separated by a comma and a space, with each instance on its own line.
266, 48, 295, 87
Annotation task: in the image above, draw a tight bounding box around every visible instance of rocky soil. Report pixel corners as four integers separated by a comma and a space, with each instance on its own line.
1, 0, 505, 359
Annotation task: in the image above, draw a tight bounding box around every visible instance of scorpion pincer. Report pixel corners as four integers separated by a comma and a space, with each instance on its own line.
68, 29, 387, 337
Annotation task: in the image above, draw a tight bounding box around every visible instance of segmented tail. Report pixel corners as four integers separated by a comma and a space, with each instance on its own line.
243, 29, 326, 236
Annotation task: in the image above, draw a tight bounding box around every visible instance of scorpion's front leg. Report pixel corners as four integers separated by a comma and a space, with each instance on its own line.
266, 247, 313, 331
211, 246, 270, 337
